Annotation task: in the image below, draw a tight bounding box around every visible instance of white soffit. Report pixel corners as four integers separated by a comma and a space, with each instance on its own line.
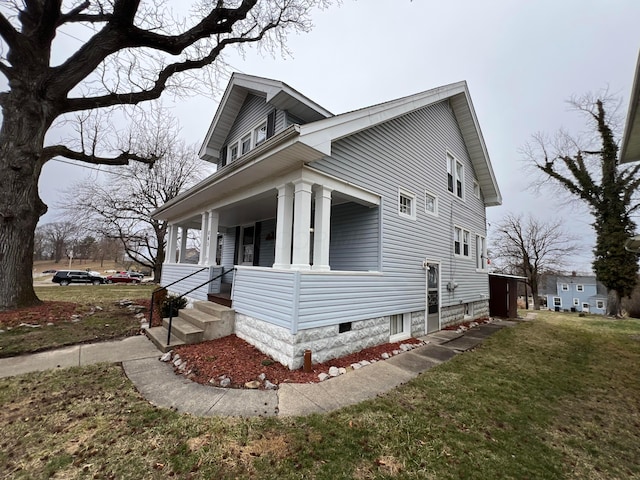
621, 51, 640, 164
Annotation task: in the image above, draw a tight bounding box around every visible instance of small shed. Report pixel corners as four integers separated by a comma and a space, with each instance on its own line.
489, 273, 526, 319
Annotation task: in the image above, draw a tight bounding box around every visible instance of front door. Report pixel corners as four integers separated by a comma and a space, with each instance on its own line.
239, 225, 255, 266
426, 262, 440, 333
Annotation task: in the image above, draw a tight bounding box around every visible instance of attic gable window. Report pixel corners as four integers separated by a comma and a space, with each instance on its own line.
254, 122, 267, 147
447, 152, 464, 199
229, 144, 238, 162
241, 134, 252, 155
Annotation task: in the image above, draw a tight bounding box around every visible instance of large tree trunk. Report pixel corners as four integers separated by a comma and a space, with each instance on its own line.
607, 289, 622, 317
0, 92, 52, 311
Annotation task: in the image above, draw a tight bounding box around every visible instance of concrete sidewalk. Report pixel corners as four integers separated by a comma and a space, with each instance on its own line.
0, 335, 159, 378
0, 320, 518, 416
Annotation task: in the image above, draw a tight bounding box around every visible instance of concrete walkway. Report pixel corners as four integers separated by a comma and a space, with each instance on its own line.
0, 320, 517, 416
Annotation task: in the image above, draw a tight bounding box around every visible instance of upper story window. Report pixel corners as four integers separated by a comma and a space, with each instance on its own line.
425, 191, 437, 216
447, 152, 464, 199
561, 283, 569, 291
576, 284, 584, 292
254, 122, 267, 147
454, 226, 470, 257
229, 144, 238, 162
241, 134, 252, 155
473, 181, 480, 199
398, 188, 416, 220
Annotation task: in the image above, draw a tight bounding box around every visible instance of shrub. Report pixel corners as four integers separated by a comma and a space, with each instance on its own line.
161, 294, 187, 318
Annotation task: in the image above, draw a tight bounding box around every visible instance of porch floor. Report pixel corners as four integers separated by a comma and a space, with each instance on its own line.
208, 282, 232, 307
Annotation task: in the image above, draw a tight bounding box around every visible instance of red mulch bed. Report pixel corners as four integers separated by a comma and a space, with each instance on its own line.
173, 334, 424, 389
0, 301, 87, 328
443, 317, 491, 331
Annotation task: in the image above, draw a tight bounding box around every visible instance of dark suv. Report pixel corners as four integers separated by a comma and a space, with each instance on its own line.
52, 270, 105, 286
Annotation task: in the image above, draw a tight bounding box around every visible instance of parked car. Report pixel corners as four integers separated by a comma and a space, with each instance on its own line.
126, 271, 145, 280
105, 272, 141, 284
52, 270, 105, 286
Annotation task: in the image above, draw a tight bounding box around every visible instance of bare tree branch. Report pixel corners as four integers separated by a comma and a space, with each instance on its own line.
41, 144, 156, 166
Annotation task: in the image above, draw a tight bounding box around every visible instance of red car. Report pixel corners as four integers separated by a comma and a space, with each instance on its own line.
105, 272, 141, 284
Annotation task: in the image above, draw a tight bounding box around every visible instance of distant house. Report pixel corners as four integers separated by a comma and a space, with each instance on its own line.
541, 274, 607, 315
152, 73, 502, 369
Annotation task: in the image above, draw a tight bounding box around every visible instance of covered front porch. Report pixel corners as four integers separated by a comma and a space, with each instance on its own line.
161, 166, 381, 304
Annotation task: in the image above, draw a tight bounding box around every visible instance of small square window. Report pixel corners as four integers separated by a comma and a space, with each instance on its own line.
561, 284, 569, 291
573, 298, 579, 306
576, 284, 584, 292
398, 188, 416, 220
241, 134, 252, 155
425, 191, 437, 215
596, 300, 604, 309
389, 312, 410, 342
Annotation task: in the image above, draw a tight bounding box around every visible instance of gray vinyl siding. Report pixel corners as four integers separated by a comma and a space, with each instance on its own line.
160, 264, 216, 302
225, 94, 271, 146
329, 202, 379, 271
220, 229, 236, 283
258, 218, 276, 267
309, 100, 489, 314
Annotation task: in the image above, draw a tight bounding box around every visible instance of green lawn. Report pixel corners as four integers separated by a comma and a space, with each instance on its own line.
1, 311, 639, 479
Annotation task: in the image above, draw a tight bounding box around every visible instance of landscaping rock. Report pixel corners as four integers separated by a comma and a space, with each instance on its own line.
351, 363, 362, 370
173, 358, 182, 367
338, 367, 347, 375
318, 373, 330, 382
245, 380, 260, 389
258, 373, 266, 381
392, 350, 401, 355
400, 343, 413, 351
359, 360, 371, 367
160, 352, 172, 362
328, 366, 340, 377
264, 380, 278, 390
220, 377, 231, 387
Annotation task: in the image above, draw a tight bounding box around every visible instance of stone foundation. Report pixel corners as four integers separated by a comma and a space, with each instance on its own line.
235, 310, 427, 370
441, 300, 489, 328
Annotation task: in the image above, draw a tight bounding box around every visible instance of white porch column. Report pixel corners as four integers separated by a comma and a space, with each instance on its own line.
198, 212, 208, 265
206, 210, 219, 266
291, 179, 313, 270
166, 224, 178, 264
178, 227, 188, 263
312, 185, 332, 271
273, 183, 294, 269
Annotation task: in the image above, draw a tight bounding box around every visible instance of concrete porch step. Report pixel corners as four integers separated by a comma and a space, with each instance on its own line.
161, 316, 204, 344
145, 326, 186, 353
193, 301, 235, 322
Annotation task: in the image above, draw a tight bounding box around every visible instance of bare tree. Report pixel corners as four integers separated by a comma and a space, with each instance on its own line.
37, 222, 79, 264
0, 0, 331, 311
524, 94, 640, 315
61, 108, 208, 281
490, 213, 577, 310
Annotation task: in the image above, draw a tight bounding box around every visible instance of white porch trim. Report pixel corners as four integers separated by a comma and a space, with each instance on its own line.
273, 184, 294, 269
165, 224, 178, 264
312, 185, 332, 271
178, 227, 188, 263
198, 212, 208, 265
291, 179, 313, 270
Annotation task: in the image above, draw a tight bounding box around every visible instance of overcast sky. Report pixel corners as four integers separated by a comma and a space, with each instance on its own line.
36, 0, 640, 272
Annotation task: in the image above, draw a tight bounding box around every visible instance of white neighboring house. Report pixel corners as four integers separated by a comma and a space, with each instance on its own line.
152, 73, 502, 369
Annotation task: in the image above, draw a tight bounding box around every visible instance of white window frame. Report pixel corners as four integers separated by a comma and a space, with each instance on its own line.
473, 180, 480, 199
454, 226, 470, 257
553, 297, 561, 307
228, 143, 238, 163
424, 190, 438, 216
475, 235, 487, 270
596, 300, 604, 309
576, 284, 584, 292
254, 121, 267, 147
398, 188, 416, 220
447, 152, 464, 199
241, 134, 252, 155
561, 283, 569, 291
573, 298, 579, 306
389, 312, 411, 342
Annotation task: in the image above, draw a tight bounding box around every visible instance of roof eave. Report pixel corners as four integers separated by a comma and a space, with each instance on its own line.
620, 51, 640, 164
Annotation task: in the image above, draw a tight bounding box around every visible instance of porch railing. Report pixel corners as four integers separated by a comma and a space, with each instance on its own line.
148, 266, 208, 328
165, 267, 235, 346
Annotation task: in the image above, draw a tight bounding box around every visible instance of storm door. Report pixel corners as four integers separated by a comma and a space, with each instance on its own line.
426, 262, 440, 333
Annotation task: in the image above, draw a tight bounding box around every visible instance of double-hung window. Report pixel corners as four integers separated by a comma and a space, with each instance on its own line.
454, 227, 470, 257
425, 191, 437, 216
447, 152, 464, 199
576, 284, 584, 292
229, 144, 238, 163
